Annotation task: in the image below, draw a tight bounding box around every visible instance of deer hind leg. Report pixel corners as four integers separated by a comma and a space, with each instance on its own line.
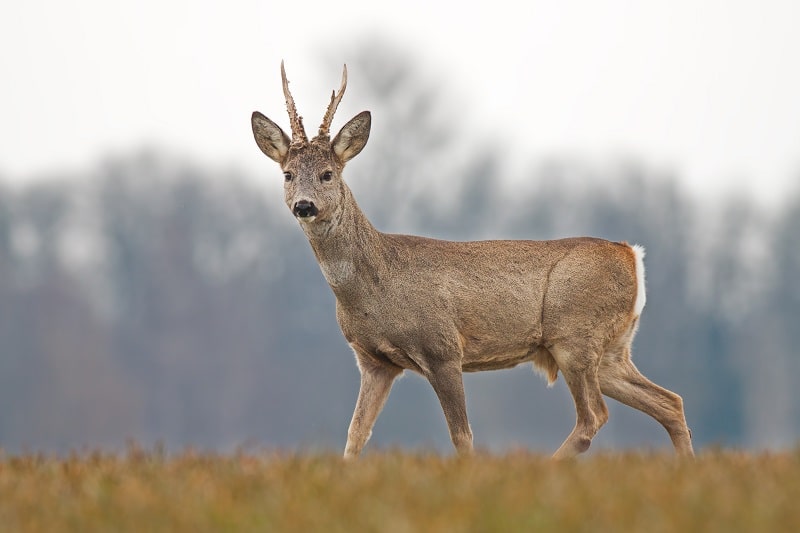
550, 344, 609, 459
598, 343, 695, 457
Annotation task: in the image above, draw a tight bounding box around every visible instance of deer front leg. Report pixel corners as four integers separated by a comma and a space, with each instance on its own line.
426, 361, 474, 454
344, 352, 402, 459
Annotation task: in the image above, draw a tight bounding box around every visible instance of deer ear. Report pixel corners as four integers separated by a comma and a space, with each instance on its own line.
252, 111, 291, 163
332, 111, 371, 163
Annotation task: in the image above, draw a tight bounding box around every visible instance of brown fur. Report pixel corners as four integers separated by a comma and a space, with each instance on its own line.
251, 65, 695, 459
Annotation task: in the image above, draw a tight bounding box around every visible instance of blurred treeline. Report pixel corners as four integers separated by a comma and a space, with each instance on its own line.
1, 47, 798, 453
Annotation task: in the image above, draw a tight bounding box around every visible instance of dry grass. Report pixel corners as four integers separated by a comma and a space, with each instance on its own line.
1, 446, 799, 532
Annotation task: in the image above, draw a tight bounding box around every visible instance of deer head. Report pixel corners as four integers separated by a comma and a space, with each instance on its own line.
251, 62, 371, 231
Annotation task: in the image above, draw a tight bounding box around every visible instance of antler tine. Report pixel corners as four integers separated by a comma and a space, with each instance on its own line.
318, 64, 348, 139
281, 60, 308, 145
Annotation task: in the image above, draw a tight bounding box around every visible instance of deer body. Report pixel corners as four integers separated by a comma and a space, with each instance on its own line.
252, 63, 694, 459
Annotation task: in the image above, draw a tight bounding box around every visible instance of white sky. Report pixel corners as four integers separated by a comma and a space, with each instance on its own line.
2, 0, 799, 205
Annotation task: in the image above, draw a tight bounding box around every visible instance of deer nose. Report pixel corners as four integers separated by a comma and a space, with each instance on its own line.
293, 200, 318, 218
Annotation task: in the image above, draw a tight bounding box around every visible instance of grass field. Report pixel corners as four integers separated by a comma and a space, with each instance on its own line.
2, 446, 799, 532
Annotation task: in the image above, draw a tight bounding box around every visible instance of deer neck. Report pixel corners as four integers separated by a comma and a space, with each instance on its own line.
303, 183, 386, 299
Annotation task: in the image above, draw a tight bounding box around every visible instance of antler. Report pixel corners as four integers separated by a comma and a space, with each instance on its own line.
317, 64, 348, 139
281, 60, 308, 145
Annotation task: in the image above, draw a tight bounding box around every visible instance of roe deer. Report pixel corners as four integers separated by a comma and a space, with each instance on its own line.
251, 63, 694, 459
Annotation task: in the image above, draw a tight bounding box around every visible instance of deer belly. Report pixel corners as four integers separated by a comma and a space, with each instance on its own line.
461, 344, 540, 372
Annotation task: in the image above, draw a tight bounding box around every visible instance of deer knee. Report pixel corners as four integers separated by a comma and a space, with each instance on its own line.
661, 391, 687, 425
575, 436, 592, 454
671, 392, 686, 414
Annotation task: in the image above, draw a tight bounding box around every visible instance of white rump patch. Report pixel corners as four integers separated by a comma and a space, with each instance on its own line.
631, 244, 647, 316
319, 260, 355, 287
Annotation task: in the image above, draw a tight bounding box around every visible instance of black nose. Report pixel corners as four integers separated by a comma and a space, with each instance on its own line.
293, 200, 318, 218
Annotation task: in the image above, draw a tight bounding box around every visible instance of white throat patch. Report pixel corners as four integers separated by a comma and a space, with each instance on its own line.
319, 260, 355, 287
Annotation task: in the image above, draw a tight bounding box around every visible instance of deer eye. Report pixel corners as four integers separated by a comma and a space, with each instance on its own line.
320, 170, 333, 182
283, 171, 293, 182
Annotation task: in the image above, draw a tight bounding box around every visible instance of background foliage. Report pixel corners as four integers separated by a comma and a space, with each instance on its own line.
0, 47, 797, 454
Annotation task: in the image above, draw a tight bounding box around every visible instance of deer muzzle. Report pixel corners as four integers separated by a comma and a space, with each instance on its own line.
293, 200, 319, 219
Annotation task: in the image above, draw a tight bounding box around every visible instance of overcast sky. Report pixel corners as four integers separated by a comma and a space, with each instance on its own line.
3, 0, 799, 205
